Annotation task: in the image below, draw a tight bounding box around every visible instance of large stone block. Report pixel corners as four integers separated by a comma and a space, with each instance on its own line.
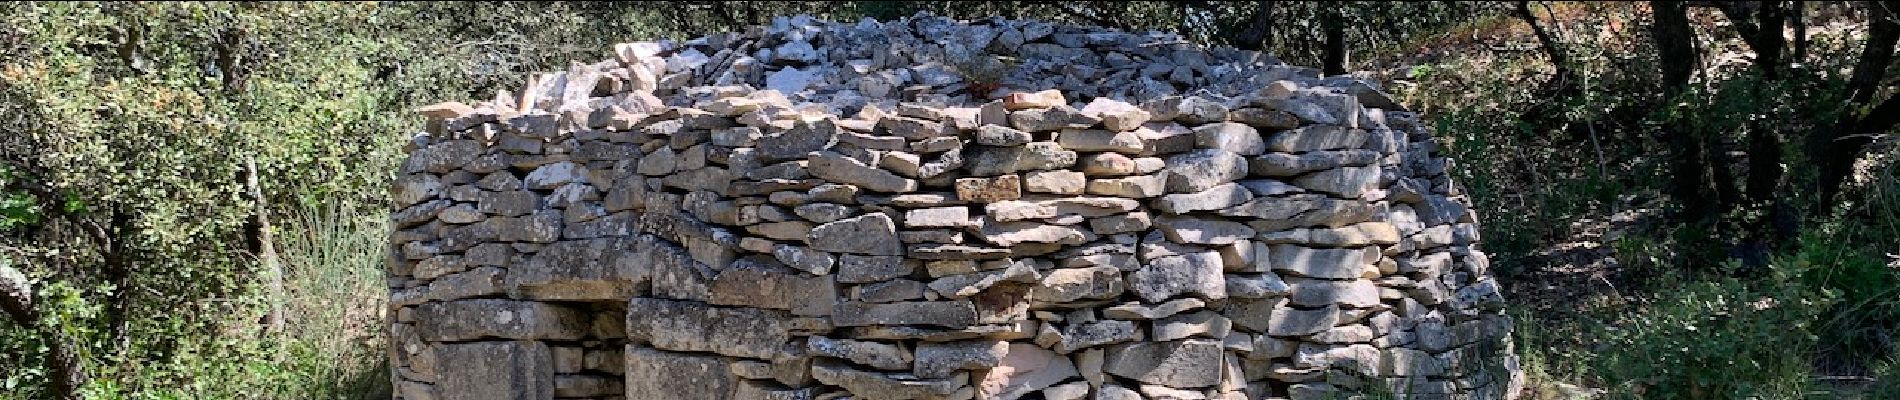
624, 346, 738, 400
834, 301, 980, 329
1101, 339, 1224, 388
510, 237, 649, 301
415, 300, 590, 341
626, 298, 795, 360
434, 341, 554, 400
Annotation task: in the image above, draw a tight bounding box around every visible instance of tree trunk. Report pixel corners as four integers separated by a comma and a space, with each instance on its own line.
98, 208, 136, 385
1792, 1, 1808, 62
1234, 1, 1275, 51
242, 157, 283, 332
1755, 1, 1788, 79
1718, 0, 1787, 78
1517, 1, 1576, 91
1812, 0, 1900, 209
1322, 8, 1347, 76
1, 263, 86, 400
1652, 0, 1716, 220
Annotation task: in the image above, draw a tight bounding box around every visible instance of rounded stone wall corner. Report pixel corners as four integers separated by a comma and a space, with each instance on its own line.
386, 12, 1523, 400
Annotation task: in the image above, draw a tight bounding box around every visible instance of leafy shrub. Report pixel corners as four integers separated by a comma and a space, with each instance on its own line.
1584, 272, 1829, 399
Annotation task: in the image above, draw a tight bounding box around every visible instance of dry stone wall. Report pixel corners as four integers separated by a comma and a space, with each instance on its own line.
387, 13, 1522, 400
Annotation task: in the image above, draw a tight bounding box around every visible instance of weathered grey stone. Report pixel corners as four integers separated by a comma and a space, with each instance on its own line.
1101, 339, 1224, 388
1079, 98, 1151, 131
976, 125, 1034, 146
793, 202, 856, 223
811, 360, 965, 400
1095, 385, 1142, 400
928, 261, 1039, 298
956, 175, 1023, 203
1248, 150, 1382, 177
1153, 311, 1233, 341
1156, 216, 1256, 245
808, 336, 912, 371
415, 300, 589, 341
711, 261, 837, 316
914, 340, 1009, 379
809, 151, 918, 193
983, 200, 1060, 222
1088, 212, 1152, 235
978, 343, 1079, 400
811, 213, 904, 256
494, 210, 562, 242
857, 278, 928, 303
908, 244, 1014, 260
1139, 385, 1209, 399
1010, 106, 1100, 132
1086, 175, 1168, 198
1225, 273, 1291, 299
1057, 129, 1145, 153
510, 238, 648, 301
731, 381, 819, 400
1103, 298, 1205, 320
1079, 152, 1139, 176
1148, 96, 1228, 125
1128, 251, 1226, 303
773, 244, 836, 275
1005, 89, 1067, 110
404, 140, 482, 174
1293, 343, 1380, 376
975, 211, 1098, 244
524, 161, 584, 190
834, 301, 978, 328
1163, 149, 1248, 194
1032, 266, 1126, 304
639, 146, 679, 175
1024, 170, 1086, 194
553, 375, 621, 398
625, 298, 794, 359
1269, 245, 1376, 279
478, 190, 539, 216
1229, 107, 1301, 130
1286, 383, 1343, 400
1193, 123, 1265, 155
1256, 222, 1400, 247
1308, 324, 1375, 344
1268, 302, 1340, 337
1043, 382, 1091, 400
905, 206, 975, 228
837, 254, 912, 283
1220, 195, 1381, 231
435, 341, 553, 400
1135, 123, 1197, 156
437, 204, 483, 224
966, 143, 1078, 176
1293, 166, 1382, 198
880, 116, 951, 139
393, 267, 507, 307
1055, 320, 1142, 354
1152, 183, 1254, 214
1264, 125, 1369, 153
1286, 278, 1380, 308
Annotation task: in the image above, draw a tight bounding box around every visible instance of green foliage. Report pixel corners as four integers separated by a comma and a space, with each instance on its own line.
1588, 273, 1829, 399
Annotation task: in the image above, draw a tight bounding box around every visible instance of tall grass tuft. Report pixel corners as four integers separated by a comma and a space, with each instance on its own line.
267, 202, 392, 400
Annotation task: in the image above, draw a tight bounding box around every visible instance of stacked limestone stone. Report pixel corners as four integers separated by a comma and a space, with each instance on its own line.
387, 12, 1520, 400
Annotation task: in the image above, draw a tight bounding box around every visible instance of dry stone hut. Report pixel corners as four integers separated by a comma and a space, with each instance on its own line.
387, 13, 1522, 400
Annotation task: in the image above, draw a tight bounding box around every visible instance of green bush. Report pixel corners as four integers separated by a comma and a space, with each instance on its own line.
1585, 272, 1829, 399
